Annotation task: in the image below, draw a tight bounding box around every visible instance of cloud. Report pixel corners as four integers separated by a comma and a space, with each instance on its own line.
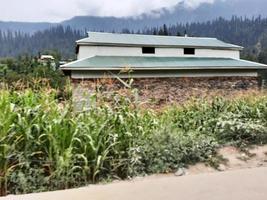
0, 0, 216, 22
184, 0, 215, 8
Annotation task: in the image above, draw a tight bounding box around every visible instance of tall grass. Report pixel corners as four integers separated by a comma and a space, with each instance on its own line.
0, 88, 267, 195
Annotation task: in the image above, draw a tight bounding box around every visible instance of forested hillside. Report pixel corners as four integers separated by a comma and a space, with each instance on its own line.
0, 17, 267, 62
0, 26, 85, 59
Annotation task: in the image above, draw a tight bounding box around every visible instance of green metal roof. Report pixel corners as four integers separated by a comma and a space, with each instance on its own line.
61, 56, 267, 70
76, 32, 243, 50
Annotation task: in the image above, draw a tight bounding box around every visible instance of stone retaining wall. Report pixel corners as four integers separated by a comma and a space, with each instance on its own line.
72, 77, 260, 109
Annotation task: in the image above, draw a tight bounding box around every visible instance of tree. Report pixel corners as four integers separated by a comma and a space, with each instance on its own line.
258, 49, 267, 64
121, 28, 131, 34
163, 24, 169, 36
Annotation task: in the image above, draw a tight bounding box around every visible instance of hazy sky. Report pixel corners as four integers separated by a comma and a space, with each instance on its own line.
0, 0, 215, 22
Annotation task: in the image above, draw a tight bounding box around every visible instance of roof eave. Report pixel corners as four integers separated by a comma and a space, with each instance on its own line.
60, 66, 265, 71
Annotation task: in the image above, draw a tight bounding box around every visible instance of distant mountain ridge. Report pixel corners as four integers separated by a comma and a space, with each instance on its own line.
0, 0, 267, 33
0, 21, 55, 34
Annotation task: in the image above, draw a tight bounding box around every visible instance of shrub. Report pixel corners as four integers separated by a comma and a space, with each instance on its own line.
215, 113, 267, 147
135, 128, 218, 174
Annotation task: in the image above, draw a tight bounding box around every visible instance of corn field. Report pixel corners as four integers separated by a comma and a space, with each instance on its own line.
1, 88, 267, 196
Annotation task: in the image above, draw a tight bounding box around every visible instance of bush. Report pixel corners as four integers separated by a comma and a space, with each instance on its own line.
215, 113, 267, 147
135, 128, 218, 174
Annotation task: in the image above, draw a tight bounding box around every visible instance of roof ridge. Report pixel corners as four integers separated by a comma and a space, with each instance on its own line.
87, 31, 218, 40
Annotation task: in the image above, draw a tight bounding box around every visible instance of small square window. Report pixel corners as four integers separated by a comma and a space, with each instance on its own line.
75, 45, 80, 54
184, 48, 195, 55
142, 47, 155, 54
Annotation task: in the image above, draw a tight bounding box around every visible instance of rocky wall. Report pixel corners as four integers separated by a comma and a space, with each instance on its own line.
72, 77, 260, 109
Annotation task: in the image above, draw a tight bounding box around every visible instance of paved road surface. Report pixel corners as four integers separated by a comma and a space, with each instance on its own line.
3, 167, 267, 200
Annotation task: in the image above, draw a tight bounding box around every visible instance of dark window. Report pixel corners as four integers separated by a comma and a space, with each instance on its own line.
75, 45, 80, 54
142, 47, 155, 54
184, 48, 195, 55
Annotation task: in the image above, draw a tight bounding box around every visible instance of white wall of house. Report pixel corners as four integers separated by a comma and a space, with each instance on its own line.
78, 45, 240, 59
71, 70, 257, 79
78, 46, 141, 59
196, 49, 240, 59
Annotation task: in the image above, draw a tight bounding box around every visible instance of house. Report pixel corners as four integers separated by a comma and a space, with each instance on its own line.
40, 55, 55, 60
39, 55, 56, 69
60, 32, 267, 107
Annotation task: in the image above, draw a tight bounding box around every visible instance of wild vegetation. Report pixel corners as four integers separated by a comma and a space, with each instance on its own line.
0, 85, 267, 196
0, 55, 69, 100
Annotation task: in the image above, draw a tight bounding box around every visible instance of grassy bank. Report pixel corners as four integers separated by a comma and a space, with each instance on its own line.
0, 88, 267, 195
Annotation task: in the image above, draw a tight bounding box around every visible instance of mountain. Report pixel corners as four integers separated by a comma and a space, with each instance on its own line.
62, 0, 267, 32
1, 0, 267, 33
0, 21, 54, 34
